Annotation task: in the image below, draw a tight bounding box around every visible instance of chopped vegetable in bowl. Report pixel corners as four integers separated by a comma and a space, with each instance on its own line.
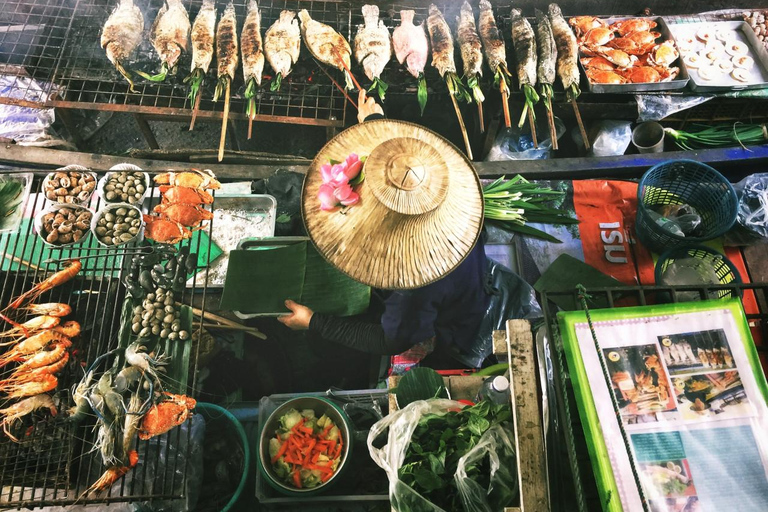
268, 408, 344, 489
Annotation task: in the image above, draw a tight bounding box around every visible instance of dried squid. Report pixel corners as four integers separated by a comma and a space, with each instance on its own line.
100, 0, 144, 92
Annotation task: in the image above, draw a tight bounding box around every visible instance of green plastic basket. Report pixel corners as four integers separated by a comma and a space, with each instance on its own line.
655, 244, 742, 300
636, 160, 737, 253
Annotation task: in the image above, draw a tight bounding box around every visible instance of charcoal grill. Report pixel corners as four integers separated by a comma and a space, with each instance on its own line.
0, 171, 214, 508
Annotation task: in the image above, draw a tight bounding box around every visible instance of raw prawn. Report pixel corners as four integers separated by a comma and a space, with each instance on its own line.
83, 450, 139, 497
0, 352, 69, 389
52, 320, 81, 338
19, 303, 72, 318
0, 332, 69, 368
15, 342, 69, 372
5, 260, 81, 311
0, 394, 57, 442
0, 315, 60, 344
2, 374, 58, 400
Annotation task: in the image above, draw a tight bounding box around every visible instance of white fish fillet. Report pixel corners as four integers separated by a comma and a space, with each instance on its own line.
150, 0, 190, 69
264, 10, 301, 78
392, 10, 428, 78
241, 0, 264, 85
190, 0, 216, 73
354, 5, 391, 82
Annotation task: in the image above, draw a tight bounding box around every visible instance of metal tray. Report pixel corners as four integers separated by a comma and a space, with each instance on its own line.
581, 17, 690, 93
667, 20, 768, 92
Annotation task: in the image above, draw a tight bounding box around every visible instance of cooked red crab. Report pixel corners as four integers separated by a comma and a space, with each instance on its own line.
648, 41, 679, 67
610, 18, 657, 37
581, 56, 616, 71
597, 47, 636, 68
618, 66, 661, 83
569, 16, 606, 37
138, 393, 197, 440
582, 27, 615, 48
153, 203, 213, 227
159, 185, 214, 205
586, 68, 626, 84
143, 215, 195, 244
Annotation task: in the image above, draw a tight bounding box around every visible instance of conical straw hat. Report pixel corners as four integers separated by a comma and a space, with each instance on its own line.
302, 119, 483, 290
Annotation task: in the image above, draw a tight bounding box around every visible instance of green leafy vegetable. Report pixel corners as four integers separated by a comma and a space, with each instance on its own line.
184, 68, 205, 103
395, 367, 448, 408
244, 77, 258, 120
213, 75, 228, 102
466, 75, 485, 104
368, 76, 389, 101
445, 72, 471, 104
397, 400, 514, 511
665, 122, 768, 150
417, 73, 428, 116
518, 84, 540, 128
136, 62, 170, 82
0, 179, 23, 220
270, 72, 283, 92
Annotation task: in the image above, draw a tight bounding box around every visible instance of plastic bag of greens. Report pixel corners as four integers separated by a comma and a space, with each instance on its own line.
367, 399, 517, 512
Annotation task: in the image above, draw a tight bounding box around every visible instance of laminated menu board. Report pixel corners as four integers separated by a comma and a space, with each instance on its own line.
558, 299, 768, 512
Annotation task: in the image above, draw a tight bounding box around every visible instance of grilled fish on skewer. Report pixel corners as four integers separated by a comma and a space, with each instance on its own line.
185, 0, 216, 107
510, 8, 539, 128
392, 10, 429, 114
536, 9, 558, 149
140, 0, 190, 81
354, 5, 392, 100
242, 0, 265, 121
298, 9, 353, 90
457, 1, 484, 105
214, 2, 239, 101
548, 3, 580, 100
427, 4, 469, 102
478, 0, 512, 127
264, 10, 301, 91
100, 0, 144, 92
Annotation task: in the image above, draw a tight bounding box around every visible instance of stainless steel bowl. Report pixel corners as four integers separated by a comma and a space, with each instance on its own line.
258, 396, 352, 495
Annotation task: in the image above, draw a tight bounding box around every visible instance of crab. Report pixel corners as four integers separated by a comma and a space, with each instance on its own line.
596, 47, 636, 68
585, 68, 626, 84
569, 16, 607, 37
138, 393, 197, 440
153, 169, 221, 190
582, 27, 615, 49
581, 56, 616, 71
143, 214, 195, 244
648, 41, 679, 67
159, 185, 214, 205
609, 18, 657, 37
617, 66, 661, 83
608, 31, 661, 55
153, 203, 213, 227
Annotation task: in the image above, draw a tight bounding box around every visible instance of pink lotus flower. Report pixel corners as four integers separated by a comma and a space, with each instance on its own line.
317, 184, 338, 211
344, 154, 362, 180
330, 164, 349, 186
320, 163, 333, 184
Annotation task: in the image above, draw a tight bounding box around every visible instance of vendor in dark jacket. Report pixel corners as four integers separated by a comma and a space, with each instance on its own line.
279, 91, 490, 371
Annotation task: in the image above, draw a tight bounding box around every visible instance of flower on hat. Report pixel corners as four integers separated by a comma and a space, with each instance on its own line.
317, 153, 365, 211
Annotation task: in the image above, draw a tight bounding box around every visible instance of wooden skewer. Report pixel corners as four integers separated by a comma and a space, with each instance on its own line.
194, 322, 263, 335
477, 101, 485, 134
0, 253, 40, 271
184, 303, 267, 340
546, 95, 558, 151
248, 114, 254, 140
316, 63, 357, 109
527, 108, 538, 149
499, 75, 511, 128
332, 48, 362, 92
572, 98, 590, 150
449, 92, 473, 160
189, 88, 202, 131
218, 78, 231, 162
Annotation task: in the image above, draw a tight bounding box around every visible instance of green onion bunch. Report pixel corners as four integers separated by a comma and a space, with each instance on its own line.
483, 175, 579, 243
665, 123, 768, 150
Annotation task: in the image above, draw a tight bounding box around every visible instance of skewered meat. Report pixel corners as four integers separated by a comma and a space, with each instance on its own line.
477, 0, 507, 72
190, 0, 216, 74
457, 1, 483, 81
298, 9, 353, 89
548, 3, 581, 98
149, 0, 190, 72
392, 10, 428, 79
426, 4, 456, 77
216, 2, 239, 86
354, 5, 391, 99
264, 10, 301, 90
242, 0, 265, 87
536, 9, 557, 87
101, 0, 144, 91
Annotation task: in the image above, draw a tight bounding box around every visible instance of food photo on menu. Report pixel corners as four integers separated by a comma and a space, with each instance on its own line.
671, 370, 752, 420
658, 330, 735, 376
638, 459, 699, 512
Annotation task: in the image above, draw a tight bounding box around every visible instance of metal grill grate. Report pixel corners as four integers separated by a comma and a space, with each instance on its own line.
0, 171, 214, 507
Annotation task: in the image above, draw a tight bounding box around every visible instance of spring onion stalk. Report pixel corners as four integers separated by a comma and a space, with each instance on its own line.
483, 175, 579, 243
368, 77, 389, 101
270, 72, 283, 92
445, 72, 471, 103
244, 77, 258, 120
467, 75, 485, 104
518, 84, 540, 128
566, 83, 580, 102
665, 123, 768, 150
212, 75, 228, 102
417, 73, 428, 116
539, 83, 554, 110
136, 62, 170, 82
493, 63, 512, 92
184, 68, 205, 103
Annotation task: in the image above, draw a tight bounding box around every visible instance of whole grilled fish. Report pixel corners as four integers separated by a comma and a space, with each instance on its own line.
217, 2, 239, 81
548, 3, 580, 95
242, 0, 264, 86
392, 10, 428, 79
510, 8, 537, 88
426, 4, 455, 77
456, 1, 482, 79
477, 0, 506, 72
298, 9, 353, 89
264, 10, 301, 83
101, 0, 144, 91
354, 5, 391, 83
150, 0, 190, 71
535, 10, 557, 86
190, 0, 216, 73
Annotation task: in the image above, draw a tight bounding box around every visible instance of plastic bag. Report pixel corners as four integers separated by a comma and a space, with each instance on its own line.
725, 173, 768, 245
455, 260, 542, 368
367, 399, 518, 512
0, 70, 70, 147
484, 117, 565, 161
588, 120, 632, 157
634, 94, 711, 122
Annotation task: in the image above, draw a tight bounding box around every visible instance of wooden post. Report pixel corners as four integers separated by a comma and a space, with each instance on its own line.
494, 320, 550, 512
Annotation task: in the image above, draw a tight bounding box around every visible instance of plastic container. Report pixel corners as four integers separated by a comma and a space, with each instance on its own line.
635, 160, 738, 253
655, 244, 742, 300
42, 165, 97, 205
98, 164, 150, 205
34, 203, 93, 248
476, 375, 510, 405
90, 202, 144, 247
195, 402, 250, 512
257, 396, 352, 497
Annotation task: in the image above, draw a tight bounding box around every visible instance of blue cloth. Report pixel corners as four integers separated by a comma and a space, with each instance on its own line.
381, 239, 490, 353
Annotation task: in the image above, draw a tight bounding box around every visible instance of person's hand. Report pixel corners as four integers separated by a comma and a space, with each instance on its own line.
357, 89, 383, 123
277, 300, 314, 330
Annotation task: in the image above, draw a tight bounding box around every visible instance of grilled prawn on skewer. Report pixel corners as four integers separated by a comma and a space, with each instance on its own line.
0, 315, 60, 345
0, 394, 57, 442
4, 259, 82, 312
